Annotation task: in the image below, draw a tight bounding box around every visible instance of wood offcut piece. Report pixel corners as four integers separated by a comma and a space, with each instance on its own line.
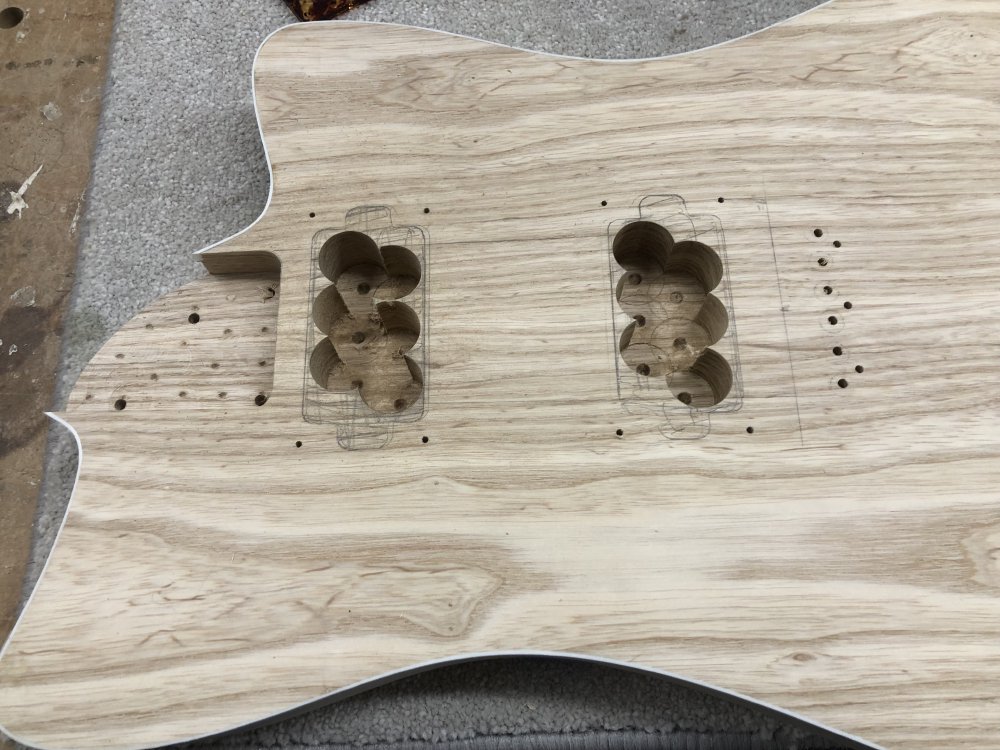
2, 2, 1000, 750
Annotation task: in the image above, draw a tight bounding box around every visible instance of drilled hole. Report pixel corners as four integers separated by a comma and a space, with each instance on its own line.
717, 197, 725, 203
421, 435, 429, 444
114, 398, 127, 411
254, 393, 268, 406
828, 316, 838, 325
309, 212, 316, 218
677, 392, 693, 405
843, 301, 853, 310
832, 346, 843, 356
814, 228, 824, 238
357, 282, 371, 295
295, 440, 303, 448
817, 257, 828, 267
823, 285, 833, 295
838, 378, 849, 388
188, 313, 200, 324
0, 7, 24, 28
394, 398, 407, 411
833, 240, 842, 248
600, 200, 608, 206
637, 363, 651, 376
615, 428, 624, 436
855, 365, 864, 373
423, 207, 430, 214
633, 314, 646, 327
746, 426, 754, 434
351, 331, 366, 344
627, 272, 642, 286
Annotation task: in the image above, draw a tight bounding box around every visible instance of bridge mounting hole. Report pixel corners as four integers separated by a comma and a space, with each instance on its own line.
114, 398, 127, 411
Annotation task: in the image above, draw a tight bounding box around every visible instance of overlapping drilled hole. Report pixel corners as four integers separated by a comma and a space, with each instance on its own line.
310, 231, 422, 413
614, 221, 732, 407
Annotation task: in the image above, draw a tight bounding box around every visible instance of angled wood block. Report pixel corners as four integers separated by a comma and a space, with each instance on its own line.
2, 2, 1000, 748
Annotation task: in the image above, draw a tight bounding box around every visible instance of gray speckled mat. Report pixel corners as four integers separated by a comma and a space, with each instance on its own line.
24, 1, 857, 748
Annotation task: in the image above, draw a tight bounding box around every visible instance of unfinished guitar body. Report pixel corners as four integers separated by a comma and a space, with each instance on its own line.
3, 2, 1000, 748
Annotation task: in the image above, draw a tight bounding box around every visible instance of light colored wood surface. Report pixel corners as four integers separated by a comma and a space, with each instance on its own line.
3, 1, 1000, 747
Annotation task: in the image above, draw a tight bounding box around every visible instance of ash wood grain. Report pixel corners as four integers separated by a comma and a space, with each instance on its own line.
3, 2, 1000, 748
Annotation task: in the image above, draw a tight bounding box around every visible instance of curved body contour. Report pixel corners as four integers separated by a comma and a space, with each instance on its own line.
2, 2, 1000, 748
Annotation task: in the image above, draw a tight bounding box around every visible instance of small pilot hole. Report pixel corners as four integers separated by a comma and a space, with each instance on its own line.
114, 398, 127, 411
634, 314, 646, 327
423, 207, 430, 214
188, 313, 200, 324
833, 240, 842, 248
351, 331, 366, 344
718, 197, 725, 203
677, 392, 693, 405
828, 315, 839, 325
295, 440, 303, 448
823, 285, 833, 295
615, 428, 624, 436
814, 228, 824, 238
357, 282, 371, 294
817, 257, 829, 267
308, 212, 316, 218
746, 426, 754, 434
838, 379, 849, 388
601, 200, 608, 206
637, 364, 651, 376
832, 346, 843, 356
254, 393, 268, 406
421, 435, 429, 444
627, 272, 642, 285
855, 365, 865, 373
843, 301, 853, 309
394, 398, 407, 410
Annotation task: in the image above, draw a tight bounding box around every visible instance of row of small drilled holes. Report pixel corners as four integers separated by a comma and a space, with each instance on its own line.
814, 228, 864, 389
